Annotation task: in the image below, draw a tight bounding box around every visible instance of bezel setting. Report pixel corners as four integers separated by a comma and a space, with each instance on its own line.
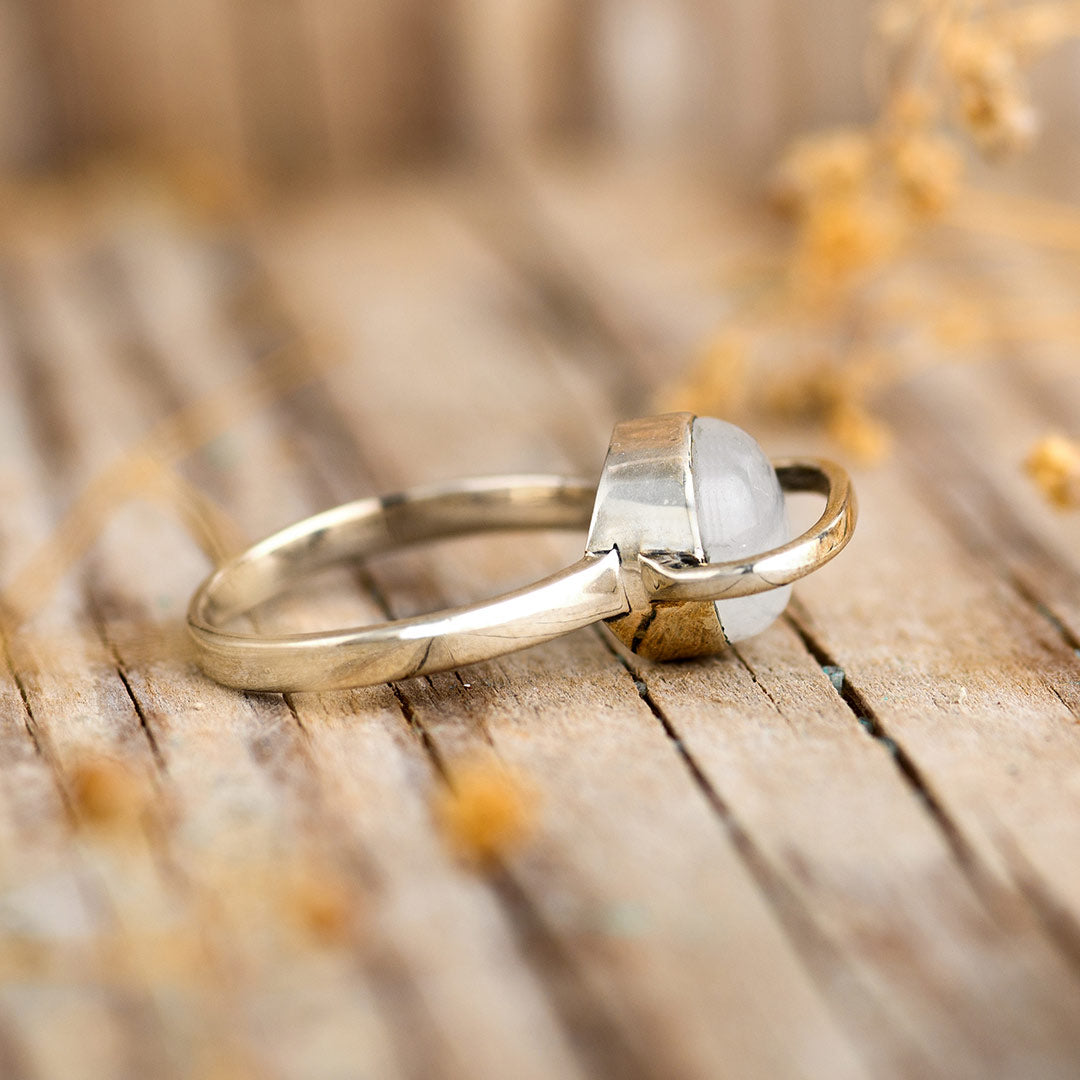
586, 412, 728, 660
586, 413, 856, 661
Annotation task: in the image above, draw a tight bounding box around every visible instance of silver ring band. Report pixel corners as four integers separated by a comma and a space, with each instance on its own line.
188, 476, 627, 692
639, 459, 855, 601
187, 432, 855, 693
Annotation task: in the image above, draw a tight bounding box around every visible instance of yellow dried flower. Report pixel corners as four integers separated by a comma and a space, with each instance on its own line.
944, 26, 1039, 155
283, 863, 359, 947
435, 758, 536, 867
771, 130, 875, 215
886, 88, 942, 132
70, 755, 147, 832
965, 86, 1039, 156
668, 0, 1080, 467
761, 349, 892, 464
794, 195, 904, 292
763, 359, 838, 421
1026, 434, 1080, 508
891, 132, 964, 217
825, 401, 894, 465
657, 334, 748, 417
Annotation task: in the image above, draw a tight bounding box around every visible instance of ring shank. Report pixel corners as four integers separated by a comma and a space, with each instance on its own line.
188, 461, 854, 693
188, 476, 628, 692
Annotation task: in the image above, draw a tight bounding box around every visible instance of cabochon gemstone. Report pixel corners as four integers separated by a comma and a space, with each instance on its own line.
691, 417, 791, 642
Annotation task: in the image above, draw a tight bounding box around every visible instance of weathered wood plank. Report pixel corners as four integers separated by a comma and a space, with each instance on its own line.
254, 185, 867, 1078
0, 257, 191, 1080
0, 208, 570, 1071
101, 209, 614, 1079
430, 160, 1080, 1075
3, 158, 1080, 1078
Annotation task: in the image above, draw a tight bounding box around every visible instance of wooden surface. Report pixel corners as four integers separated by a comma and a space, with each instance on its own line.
1, 158, 1080, 1079
0, 0, 879, 173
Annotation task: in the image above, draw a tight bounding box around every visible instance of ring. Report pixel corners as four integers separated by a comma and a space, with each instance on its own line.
187, 413, 856, 692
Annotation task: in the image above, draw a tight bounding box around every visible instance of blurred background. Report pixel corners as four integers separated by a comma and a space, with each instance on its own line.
0, 0, 1074, 185
1, 12, 1080, 1076
2, 0, 1080, 486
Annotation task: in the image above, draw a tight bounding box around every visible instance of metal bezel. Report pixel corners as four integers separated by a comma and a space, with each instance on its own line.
586, 413, 729, 661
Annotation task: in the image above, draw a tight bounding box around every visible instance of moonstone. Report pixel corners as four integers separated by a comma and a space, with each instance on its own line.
691, 417, 791, 642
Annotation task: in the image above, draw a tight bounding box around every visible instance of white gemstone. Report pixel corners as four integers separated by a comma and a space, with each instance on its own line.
691, 417, 791, 642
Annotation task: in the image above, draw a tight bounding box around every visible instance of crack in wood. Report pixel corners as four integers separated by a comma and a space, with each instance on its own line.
218, 240, 662, 1080
591, 627, 915, 1078
0, 623, 82, 832
281, 693, 311, 737
995, 827, 1080, 981
84, 593, 168, 774
783, 606, 1017, 916
1006, 572, 1080, 660
0, 225, 471, 1080
0, 628, 47, 762
890, 388, 1080, 656
108, 660, 167, 770
1049, 682, 1079, 720
485, 867, 660, 1080
730, 644, 784, 716
390, 682, 449, 779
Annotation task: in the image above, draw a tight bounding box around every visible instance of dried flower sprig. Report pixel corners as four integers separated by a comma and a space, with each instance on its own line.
1026, 434, 1080, 508
434, 756, 537, 868
667, 0, 1080, 476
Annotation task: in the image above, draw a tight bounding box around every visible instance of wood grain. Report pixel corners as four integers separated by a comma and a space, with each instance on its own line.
0, 158, 1079, 1077
0, 0, 882, 176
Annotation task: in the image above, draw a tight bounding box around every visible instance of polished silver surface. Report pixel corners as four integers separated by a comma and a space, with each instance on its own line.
586, 413, 727, 659
189, 476, 627, 692
586, 413, 702, 606
187, 416, 857, 692
638, 459, 856, 601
